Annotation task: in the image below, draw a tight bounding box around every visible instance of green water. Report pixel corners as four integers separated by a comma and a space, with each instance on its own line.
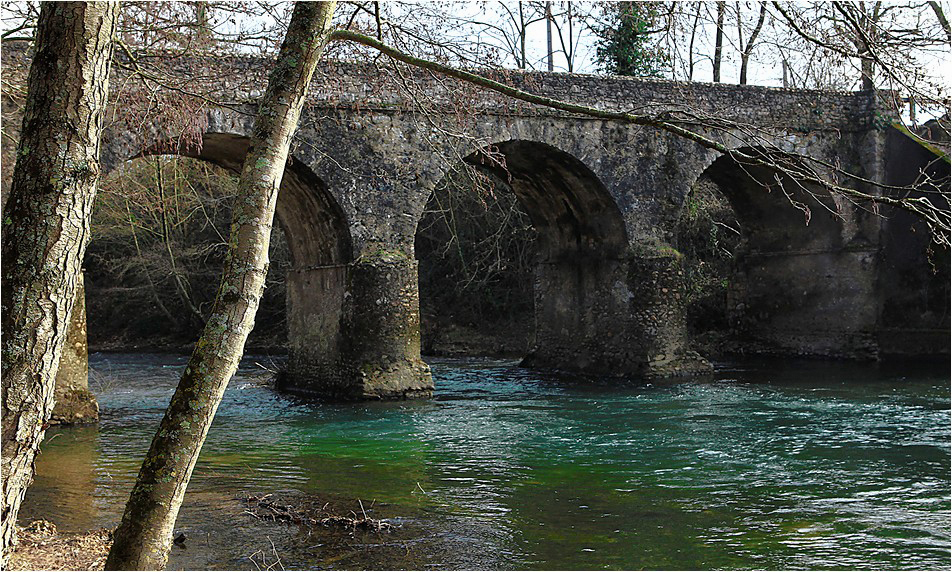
21, 353, 951, 570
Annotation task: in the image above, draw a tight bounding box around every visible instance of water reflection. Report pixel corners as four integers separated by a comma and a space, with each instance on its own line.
19, 353, 951, 570
22, 425, 100, 530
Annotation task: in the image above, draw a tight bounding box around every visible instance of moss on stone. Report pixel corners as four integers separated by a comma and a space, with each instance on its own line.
891, 122, 951, 164
358, 247, 411, 264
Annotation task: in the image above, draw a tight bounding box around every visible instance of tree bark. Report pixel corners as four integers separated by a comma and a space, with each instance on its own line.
688, 2, 701, 80
518, 1, 527, 69
928, 1, 951, 41
566, 2, 574, 72
545, 1, 553, 72
858, 2, 881, 91
0, 2, 117, 563
104, 2, 338, 569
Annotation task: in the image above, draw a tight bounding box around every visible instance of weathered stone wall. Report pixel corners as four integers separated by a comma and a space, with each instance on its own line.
281, 255, 432, 399
877, 126, 951, 357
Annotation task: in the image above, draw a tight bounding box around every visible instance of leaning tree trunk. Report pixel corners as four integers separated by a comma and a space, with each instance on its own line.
0, 2, 117, 563
104, 2, 338, 569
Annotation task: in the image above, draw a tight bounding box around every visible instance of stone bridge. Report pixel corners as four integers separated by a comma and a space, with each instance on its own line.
7, 47, 949, 401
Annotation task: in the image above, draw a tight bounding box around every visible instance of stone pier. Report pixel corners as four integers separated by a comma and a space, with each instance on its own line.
50, 273, 99, 425
281, 251, 433, 400
523, 252, 711, 378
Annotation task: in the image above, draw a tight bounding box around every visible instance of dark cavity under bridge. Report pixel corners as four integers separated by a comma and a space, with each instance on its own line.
88, 58, 951, 399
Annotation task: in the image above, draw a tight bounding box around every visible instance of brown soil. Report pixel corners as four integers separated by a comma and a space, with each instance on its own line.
8, 520, 111, 571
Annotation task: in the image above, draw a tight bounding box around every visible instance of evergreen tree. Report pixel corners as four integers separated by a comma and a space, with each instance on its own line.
594, 2, 666, 77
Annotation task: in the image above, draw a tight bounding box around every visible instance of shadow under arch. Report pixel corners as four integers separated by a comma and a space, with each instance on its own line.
139, 132, 353, 267
691, 147, 880, 358
417, 139, 637, 373
699, 147, 848, 254
465, 139, 629, 260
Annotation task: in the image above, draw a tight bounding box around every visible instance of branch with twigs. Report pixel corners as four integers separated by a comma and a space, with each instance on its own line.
328, 29, 950, 247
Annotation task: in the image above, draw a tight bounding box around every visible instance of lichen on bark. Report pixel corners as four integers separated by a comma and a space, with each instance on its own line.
0, 2, 118, 564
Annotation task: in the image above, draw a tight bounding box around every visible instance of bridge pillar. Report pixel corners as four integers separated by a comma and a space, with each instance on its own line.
628, 254, 713, 378
282, 251, 433, 400
523, 256, 630, 373
51, 272, 99, 425
522, 253, 711, 379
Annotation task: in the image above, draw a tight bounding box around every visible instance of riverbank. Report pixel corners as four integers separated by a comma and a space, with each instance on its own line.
11, 492, 408, 571
8, 521, 110, 571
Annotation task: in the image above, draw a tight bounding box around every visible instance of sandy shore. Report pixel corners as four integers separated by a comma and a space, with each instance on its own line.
8, 521, 111, 571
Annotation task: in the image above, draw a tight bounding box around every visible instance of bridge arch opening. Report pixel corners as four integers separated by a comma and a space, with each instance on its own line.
674, 148, 875, 357
465, 140, 629, 259
87, 132, 352, 353
696, 149, 845, 254
148, 133, 353, 268
415, 139, 629, 368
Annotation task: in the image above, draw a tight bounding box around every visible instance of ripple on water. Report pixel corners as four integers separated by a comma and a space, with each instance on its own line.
19, 354, 951, 570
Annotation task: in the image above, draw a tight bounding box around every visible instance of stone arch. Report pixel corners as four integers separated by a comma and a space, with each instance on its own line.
138, 132, 353, 267
464, 139, 629, 260
689, 147, 880, 358
96, 132, 360, 389
416, 139, 640, 373
697, 147, 848, 254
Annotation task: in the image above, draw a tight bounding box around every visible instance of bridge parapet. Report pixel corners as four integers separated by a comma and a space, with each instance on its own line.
1, 40, 877, 134
311, 60, 874, 132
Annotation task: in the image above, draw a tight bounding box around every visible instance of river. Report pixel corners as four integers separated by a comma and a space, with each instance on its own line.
20, 353, 951, 570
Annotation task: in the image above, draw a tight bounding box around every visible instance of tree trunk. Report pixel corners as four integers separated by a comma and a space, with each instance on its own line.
0, 2, 117, 563
739, 2, 767, 85
713, 1, 725, 82
854, 2, 881, 91
566, 2, 574, 72
104, 2, 338, 569
928, 0, 951, 41
688, 2, 701, 80
545, 1, 553, 71
518, 1, 527, 69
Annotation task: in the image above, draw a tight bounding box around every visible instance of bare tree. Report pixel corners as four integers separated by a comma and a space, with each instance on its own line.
737, 1, 767, 84
530, 0, 593, 72
546, 1, 554, 70
769, 1, 949, 108
495, 1, 548, 69
713, 0, 725, 82
687, 1, 702, 80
